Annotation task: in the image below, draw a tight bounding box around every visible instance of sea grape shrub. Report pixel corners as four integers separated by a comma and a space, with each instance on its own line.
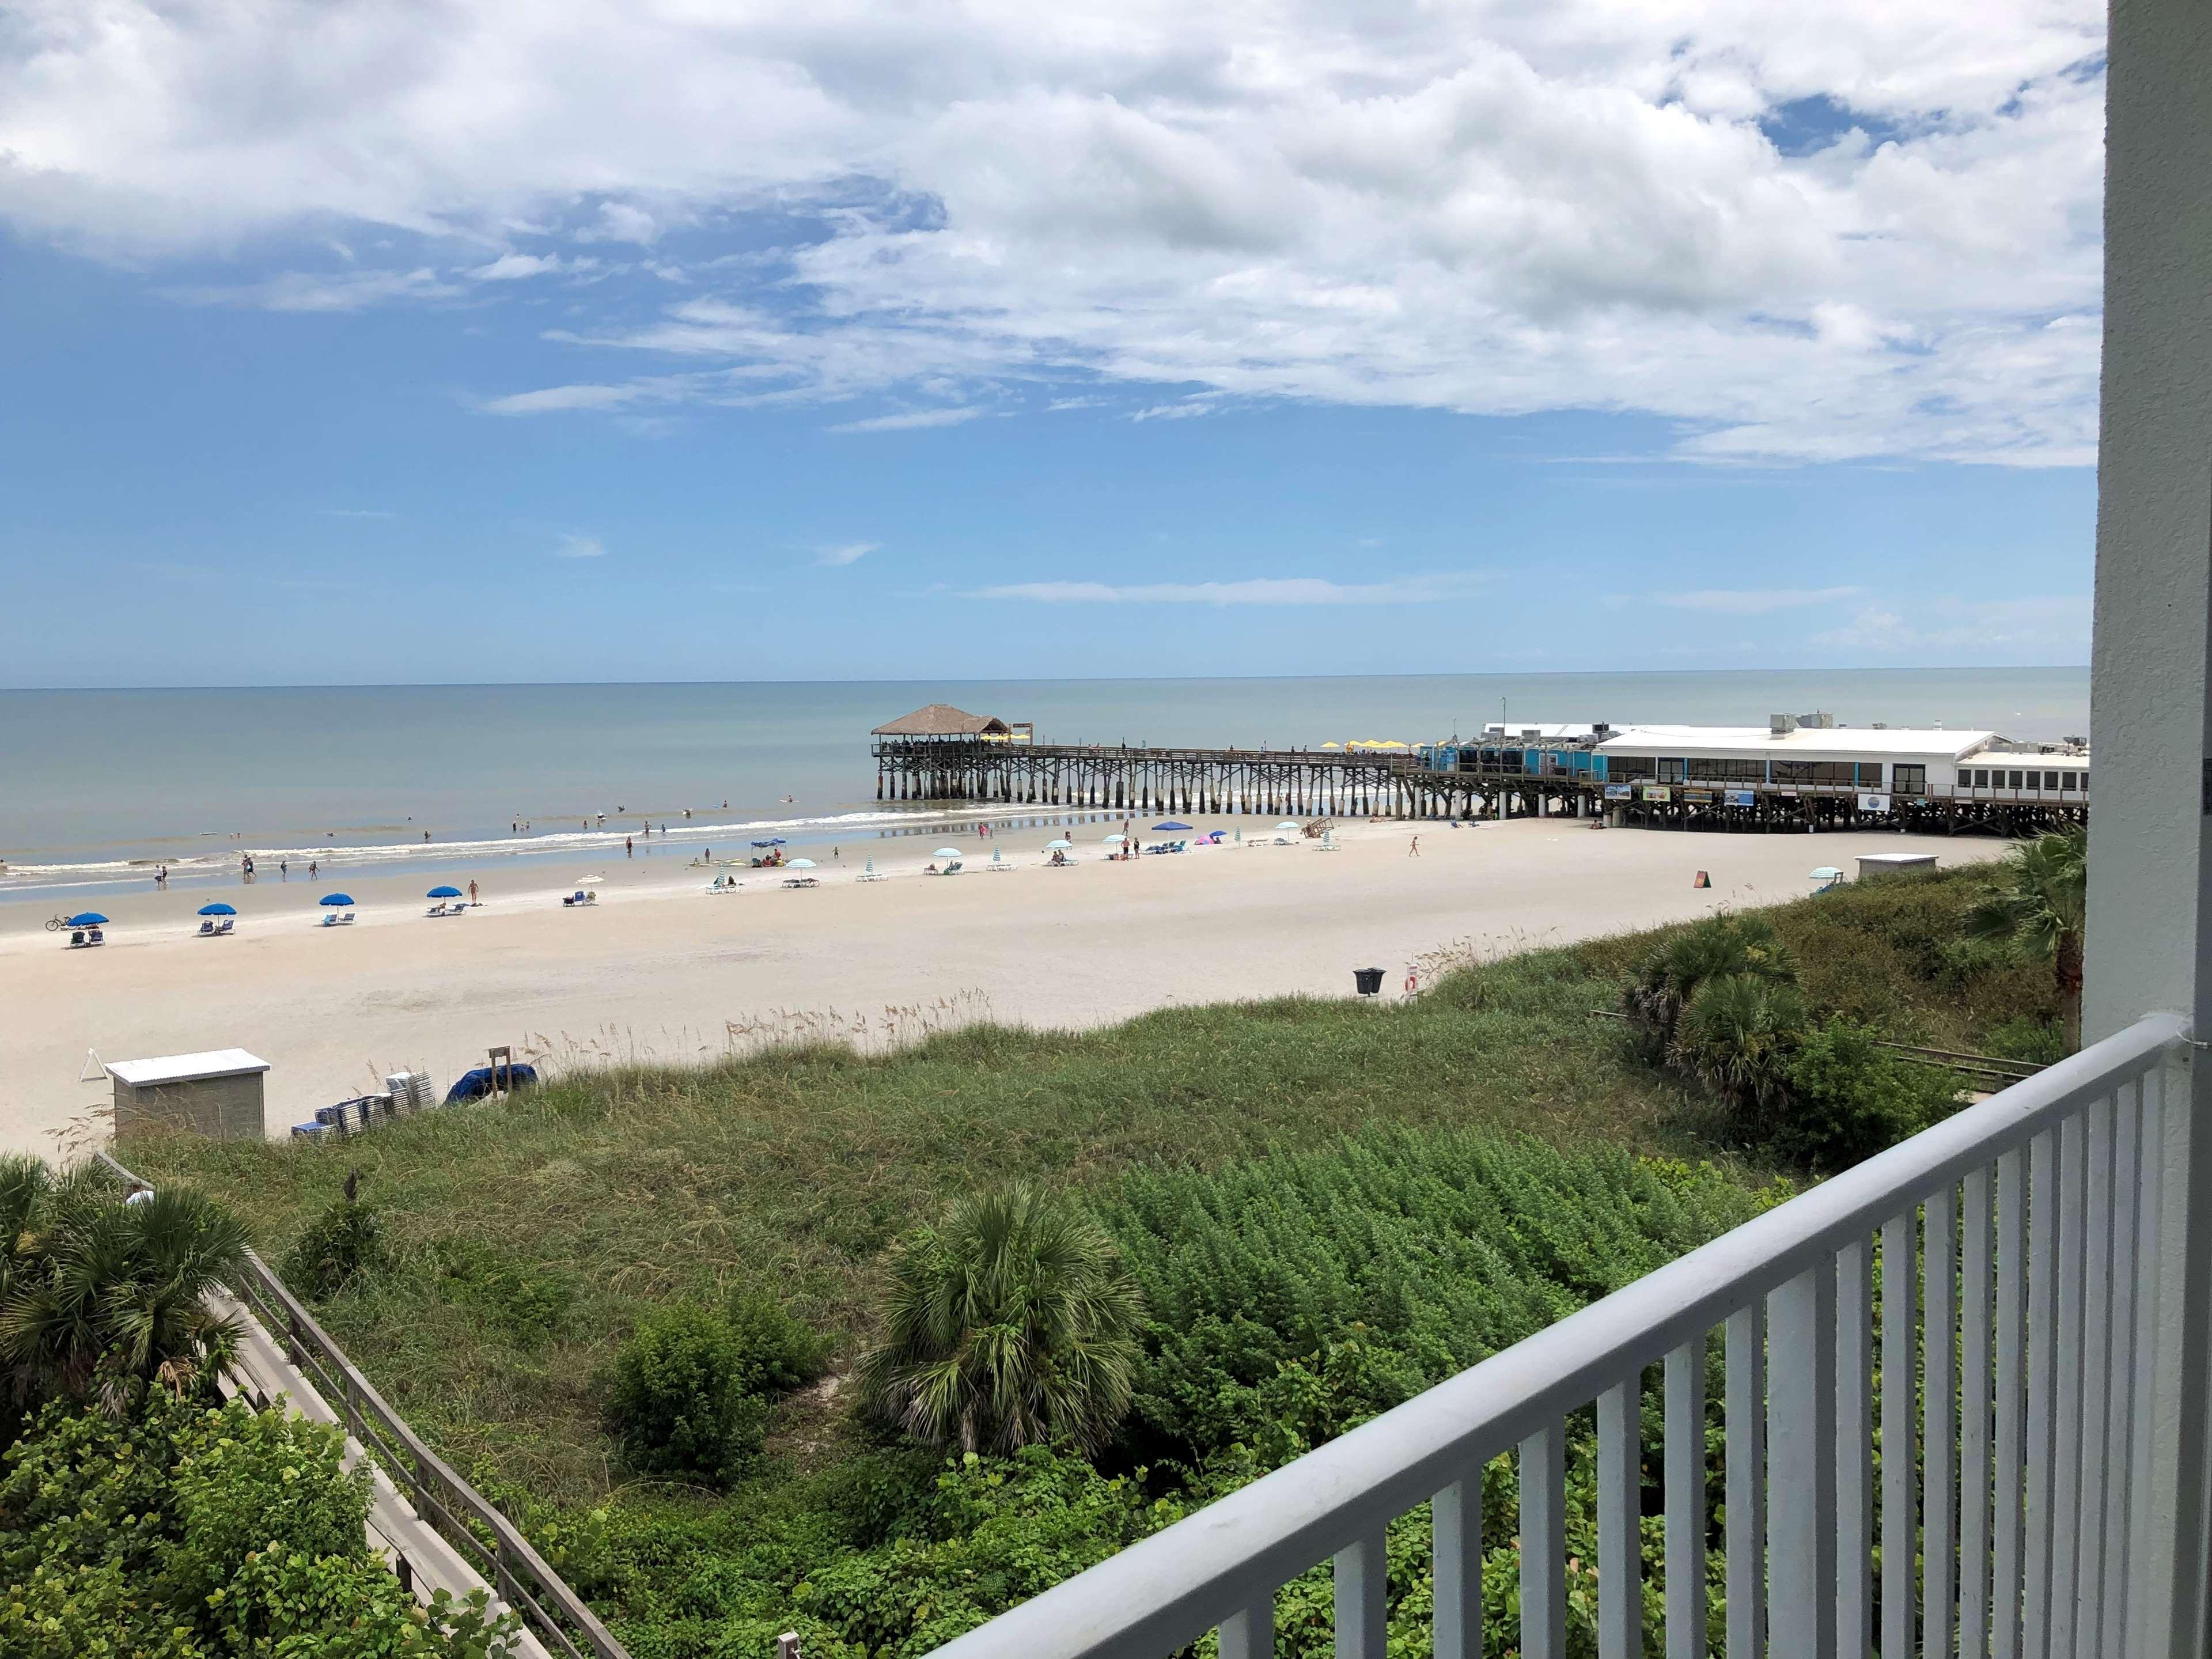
607, 1304, 772, 1487
283, 1190, 393, 1300
767, 1448, 1183, 1659
1774, 1021, 1962, 1173
0, 1393, 513, 1659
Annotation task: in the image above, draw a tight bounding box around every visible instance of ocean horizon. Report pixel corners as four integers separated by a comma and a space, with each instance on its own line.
2, 666, 2088, 903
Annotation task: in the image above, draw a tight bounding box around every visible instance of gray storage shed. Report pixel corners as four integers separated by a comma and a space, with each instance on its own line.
108, 1049, 269, 1142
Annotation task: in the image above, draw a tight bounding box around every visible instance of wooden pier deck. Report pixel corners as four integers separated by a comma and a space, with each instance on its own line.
873, 736, 2087, 836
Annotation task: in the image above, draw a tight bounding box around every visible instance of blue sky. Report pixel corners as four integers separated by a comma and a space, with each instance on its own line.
0, 1, 2105, 687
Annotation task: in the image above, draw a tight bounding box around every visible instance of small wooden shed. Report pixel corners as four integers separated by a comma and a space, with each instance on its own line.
107, 1049, 270, 1143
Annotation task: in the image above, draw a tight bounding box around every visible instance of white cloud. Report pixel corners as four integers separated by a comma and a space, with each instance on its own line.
167, 267, 455, 312
0, 0, 2110, 463
825, 407, 984, 434
1645, 586, 1862, 615
480, 382, 658, 415
554, 533, 606, 559
465, 251, 592, 281
1811, 593, 2089, 656
816, 541, 878, 566
973, 573, 1490, 605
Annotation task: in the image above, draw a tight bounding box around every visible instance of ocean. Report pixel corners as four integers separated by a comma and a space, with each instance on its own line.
0, 668, 2088, 903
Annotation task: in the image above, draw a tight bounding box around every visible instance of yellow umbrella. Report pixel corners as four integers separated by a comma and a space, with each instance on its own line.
1320, 741, 1342, 750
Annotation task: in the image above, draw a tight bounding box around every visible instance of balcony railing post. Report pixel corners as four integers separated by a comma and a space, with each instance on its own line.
1766, 1264, 1836, 1659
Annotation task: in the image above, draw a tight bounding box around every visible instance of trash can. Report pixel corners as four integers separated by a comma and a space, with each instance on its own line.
1353, 967, 1385, 997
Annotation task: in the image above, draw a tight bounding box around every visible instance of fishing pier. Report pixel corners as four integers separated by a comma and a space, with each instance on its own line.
870, 706, 2091, 835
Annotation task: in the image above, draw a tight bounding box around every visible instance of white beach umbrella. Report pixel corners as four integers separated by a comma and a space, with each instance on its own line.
1102, 832, 1127, 844
933, 846, 963, 858
1275, 821, 1301, 831
1046, 839, 1074, 850
787, 858, 817, 869
578, 874, 605, 884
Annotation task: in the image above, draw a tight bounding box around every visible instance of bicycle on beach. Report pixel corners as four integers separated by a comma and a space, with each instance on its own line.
43, 913, 71, 932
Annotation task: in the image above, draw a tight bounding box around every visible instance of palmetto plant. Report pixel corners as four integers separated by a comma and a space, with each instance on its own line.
1965, 825, 2088, 1054
1624, 913, 1799, 1058
1675, 971, 1810, 1118
0, 1158, 247, 1416
859, 1183, 1145, 1456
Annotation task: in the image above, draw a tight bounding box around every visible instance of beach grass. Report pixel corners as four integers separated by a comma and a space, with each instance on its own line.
126, 863, 2050, 1501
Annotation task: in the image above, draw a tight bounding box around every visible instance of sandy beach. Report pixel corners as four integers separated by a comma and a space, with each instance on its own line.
0, 818, 2002, 1157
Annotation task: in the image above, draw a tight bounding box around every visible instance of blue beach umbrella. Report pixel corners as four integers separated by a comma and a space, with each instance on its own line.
427, 885, 463, 899
1153, 820, 1192, 831
319, 893, 354, 907
66, 912, 108, 927
197, 903, 236, 917
750, 838, 786, 848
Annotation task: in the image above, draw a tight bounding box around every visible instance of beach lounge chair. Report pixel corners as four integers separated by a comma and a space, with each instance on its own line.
67, 929, 84, 947
215, 917, 234, 935
426, 902, 446, 916
323, 912, 340, 927
782, 876, 819, 889
86, 927, 104, 944
342, 911, 355, 923
197, 919, 214, 936
943, 859, 964, 874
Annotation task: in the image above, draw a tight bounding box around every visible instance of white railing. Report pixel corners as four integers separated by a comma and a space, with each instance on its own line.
925, 1011, 2189, 1659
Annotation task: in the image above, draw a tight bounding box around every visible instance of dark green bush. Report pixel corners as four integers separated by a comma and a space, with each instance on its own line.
727, 1290, 828, 1395
607, 1304, 770, 1486
0, 1393, 512, 1658
283, 1191, 392, 1300
1774, 1021, 1961, 1172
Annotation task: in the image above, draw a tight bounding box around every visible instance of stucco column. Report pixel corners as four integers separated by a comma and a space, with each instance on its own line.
2089, 0, 2212, 1650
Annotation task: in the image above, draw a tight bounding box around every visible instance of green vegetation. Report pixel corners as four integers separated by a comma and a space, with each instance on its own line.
1966, 824, 2088, 1050
858, 1183, 1143, 1456
1622, 914, 1963, 1172
0, 1158, 247, 1424
607, 1298, 823, 1487
282, 1172, 393, 1300
0, 1393, 513, 1658
112, 862, 2054, 1656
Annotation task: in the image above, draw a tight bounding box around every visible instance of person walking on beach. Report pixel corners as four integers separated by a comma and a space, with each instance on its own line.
308, 860, 317, 880
1408, 835, 1421, 857
154, 865, 166, 889
280, 859, 288, 880
467, 880, 478, 907
626, 836, 634, 858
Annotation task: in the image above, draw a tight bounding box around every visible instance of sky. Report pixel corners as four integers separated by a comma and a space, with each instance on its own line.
0, 0, 2105, 687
